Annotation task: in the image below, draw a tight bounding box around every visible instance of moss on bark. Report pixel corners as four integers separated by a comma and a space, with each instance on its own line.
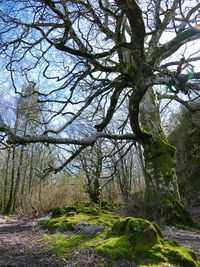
168, 105, 200, 206
143, 135, 198, 227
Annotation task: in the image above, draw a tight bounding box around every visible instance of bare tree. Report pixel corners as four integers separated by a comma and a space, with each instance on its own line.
0, 0, 200, 224
76, 143, 103, 203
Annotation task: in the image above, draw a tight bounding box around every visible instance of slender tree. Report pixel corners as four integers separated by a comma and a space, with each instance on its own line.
78, 144, 103, 203
0, 0, 200, 224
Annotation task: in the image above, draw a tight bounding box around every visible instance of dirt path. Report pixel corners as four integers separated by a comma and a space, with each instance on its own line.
0, 215, 67, 266
162, 226, 200, 259
0, 213, 200, 266
162, 207, 200, 260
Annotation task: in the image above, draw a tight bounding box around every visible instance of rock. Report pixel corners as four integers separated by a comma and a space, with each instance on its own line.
111, 217, 161, 252
74, 222, 105, 237
83, 225, 105, 238
74, 222, 88, 232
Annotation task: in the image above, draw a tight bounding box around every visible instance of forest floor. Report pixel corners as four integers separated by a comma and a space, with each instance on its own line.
0, 208, 200, 267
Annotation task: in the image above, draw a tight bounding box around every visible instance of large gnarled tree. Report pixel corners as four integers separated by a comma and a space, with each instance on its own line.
0, 0, 200, 225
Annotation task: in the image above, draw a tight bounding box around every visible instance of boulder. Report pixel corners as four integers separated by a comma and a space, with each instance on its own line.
83, 225, 105, 238
74, 221, 88, 232
74, 222, 105, 238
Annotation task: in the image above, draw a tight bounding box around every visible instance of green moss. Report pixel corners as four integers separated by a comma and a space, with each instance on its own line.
164, 241, 198, 267
107, 218, 162, 252
63, 202, 119, 215
96, 218, 199, 266
40, 218, 60, 231
3, 215, 11, 220
143, 136, 199, 227
64, 204, 79, 213
40, 216, 76, 231
82, 207, 98, 215
40, 204, 121, 233
40, 203, 199, 267
43, 233, 90, 258
51, 207, 65, 218
96, 236, 133, 260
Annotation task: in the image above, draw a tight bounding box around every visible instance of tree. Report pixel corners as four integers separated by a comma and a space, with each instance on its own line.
1, 82, 42, 213
0, 0, 200, 224
169, 101, 200, 207
73, 142, 103, 203
0, 82, 58, 214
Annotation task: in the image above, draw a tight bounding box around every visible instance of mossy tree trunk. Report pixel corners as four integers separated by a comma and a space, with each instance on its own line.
88, 147, 102, 204
80, 145, 103, 204
138, 87, 196, 225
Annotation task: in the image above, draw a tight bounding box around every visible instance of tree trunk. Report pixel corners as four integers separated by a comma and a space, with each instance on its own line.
2, 148, 11, 213
12, 144, 25, 212
4, 147, 16, 214
139, 87, 197, 226
88, 148, 102, 204
88, 177, 101, 204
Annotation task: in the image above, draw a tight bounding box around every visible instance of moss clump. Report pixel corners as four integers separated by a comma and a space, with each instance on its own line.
40, 203, 121, 259
51, 207, 65, 218
40, 216, 76, 231
40, 202, 121, 233
64, 205, 79, 213
63, 201, 119, 215
96, 236, 133, 259
96, 218, 199, 266
165, 241, 198, 267
104, 217, 162, 253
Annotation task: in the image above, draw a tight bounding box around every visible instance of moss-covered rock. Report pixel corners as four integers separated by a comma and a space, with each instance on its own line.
97, 218, 199, 266
40, 216, 76, 231
109, 217, 162, 252
40, 202, 121, 233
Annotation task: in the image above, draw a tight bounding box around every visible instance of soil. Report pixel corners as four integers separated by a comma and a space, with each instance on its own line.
0, 215, 67, 266
0, 209, 200, 267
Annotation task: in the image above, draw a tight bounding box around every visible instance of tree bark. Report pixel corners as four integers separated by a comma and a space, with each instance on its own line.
4, 147, 16, 214
140, 87, 197, 226
2, 148, 11, 213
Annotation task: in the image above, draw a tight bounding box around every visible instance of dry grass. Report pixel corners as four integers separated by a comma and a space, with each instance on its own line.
9, 173, 146, 216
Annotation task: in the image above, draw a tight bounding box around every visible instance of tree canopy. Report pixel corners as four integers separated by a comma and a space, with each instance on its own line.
0, 0, 199, 149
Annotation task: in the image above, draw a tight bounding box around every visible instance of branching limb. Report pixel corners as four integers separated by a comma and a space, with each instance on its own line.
158, 94, 197, 112
155, 27, 200, 64
0, 115, 137, 145
115, 0, 145, 53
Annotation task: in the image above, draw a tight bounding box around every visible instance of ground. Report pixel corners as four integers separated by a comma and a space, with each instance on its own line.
0, 208, 200, 266
0, 215, 66, 266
